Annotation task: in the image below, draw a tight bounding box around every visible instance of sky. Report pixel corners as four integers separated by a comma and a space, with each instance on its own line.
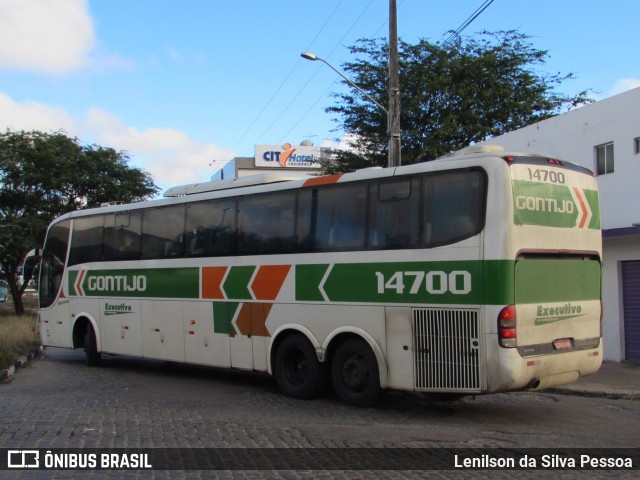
1, 0, 639, 193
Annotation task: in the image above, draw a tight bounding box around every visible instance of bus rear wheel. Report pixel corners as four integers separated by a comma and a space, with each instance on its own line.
84, 324, 101, 367
274, 333, 326, 399
331, 338, 381, 407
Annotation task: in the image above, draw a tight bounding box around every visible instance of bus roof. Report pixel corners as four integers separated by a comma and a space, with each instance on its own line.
48, 145, 593, 223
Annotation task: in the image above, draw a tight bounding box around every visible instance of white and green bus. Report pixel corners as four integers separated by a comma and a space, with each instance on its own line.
38, 145, 603, 406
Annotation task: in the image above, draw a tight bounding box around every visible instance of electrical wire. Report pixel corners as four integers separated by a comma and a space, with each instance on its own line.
262, 0, 376, 152
274, 0, 410, 150
266, 0, 380, 151
223, 0, 346, 160
442, 0, 495, 47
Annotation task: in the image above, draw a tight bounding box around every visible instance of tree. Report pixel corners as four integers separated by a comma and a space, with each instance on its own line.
0, 130, 159, 315
324, 30, 593, 172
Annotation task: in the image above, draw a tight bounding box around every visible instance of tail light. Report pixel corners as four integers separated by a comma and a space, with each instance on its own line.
498, 305, 517, 348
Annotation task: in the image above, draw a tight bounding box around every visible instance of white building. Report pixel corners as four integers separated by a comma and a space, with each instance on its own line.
482, 86, 640, 362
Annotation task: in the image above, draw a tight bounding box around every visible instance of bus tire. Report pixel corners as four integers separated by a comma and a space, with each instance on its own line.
84, 324, 101, 367
274, 333, 326, 399
331, 337, 381, 407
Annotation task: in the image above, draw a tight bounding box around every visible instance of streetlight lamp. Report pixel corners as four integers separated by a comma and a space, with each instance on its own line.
301, 51, 400, 167
300, 51, 388, 115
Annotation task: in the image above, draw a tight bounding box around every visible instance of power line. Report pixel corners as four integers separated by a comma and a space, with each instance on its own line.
442, 0, 495, 47
274, 0, 417, 150
225, 0, 346, 160
243, 0, 376, 155
269, 0, 380, 150
262, 0, 496, 156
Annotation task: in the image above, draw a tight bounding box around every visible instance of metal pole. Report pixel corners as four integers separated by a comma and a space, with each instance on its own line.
388, 0, 401, 167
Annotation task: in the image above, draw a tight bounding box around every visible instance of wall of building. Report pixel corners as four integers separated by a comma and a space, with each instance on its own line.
602, 235, 640, 361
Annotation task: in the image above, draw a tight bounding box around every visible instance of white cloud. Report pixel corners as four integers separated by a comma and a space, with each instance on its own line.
608, 78, 640, 97
320, 133, 362, 154
0, 92, 78, 132
0, 0, 95, 73
86, 108, 233, 189
0, 92, 233, 192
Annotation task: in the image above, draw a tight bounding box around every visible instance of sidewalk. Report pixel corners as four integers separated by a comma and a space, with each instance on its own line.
549, 361, 640, 400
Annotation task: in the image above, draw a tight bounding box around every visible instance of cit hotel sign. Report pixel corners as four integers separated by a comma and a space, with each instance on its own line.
255, 143, 324, 169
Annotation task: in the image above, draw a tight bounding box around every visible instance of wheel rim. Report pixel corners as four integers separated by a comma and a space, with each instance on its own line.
340, 353, 369, 393
284, 349, 308, 387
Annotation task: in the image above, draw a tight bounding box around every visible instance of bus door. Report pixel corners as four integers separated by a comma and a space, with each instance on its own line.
39, 220, 73, 348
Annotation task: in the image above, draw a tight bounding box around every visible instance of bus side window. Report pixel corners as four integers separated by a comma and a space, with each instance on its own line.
141, 205, 185, 259
297, 184, 366, 251
368, 178, 419, 250
69, 215, 105, 265
423, 171, 485, 246
104, 211, 141, 261
186, 199, 236, 257
237, 192, 295, 254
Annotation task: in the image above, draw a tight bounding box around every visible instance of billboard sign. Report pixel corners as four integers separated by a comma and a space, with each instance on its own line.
255, 143, 324, 169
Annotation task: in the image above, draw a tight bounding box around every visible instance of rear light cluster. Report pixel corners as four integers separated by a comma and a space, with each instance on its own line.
501, 156, 567, 167
498, 305, 517, 348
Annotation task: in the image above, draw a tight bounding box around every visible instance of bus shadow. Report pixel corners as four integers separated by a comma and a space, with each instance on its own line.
45, 346, 548, 423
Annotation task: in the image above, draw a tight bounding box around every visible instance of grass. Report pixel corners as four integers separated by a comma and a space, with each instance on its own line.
0, 294, 41, 371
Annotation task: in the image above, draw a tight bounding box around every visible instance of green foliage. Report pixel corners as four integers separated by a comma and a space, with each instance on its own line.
0, 129, 159, 314
326, 30, 593, 171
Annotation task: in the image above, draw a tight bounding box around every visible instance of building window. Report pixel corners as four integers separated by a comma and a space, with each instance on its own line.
634, 137, 640, 155
595, 142, 614, 175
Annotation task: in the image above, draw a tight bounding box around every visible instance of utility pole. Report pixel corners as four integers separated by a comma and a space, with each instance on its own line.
388, 0, 401, 167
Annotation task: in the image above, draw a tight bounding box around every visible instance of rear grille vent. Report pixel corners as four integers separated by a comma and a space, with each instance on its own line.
413, 308, 483, 391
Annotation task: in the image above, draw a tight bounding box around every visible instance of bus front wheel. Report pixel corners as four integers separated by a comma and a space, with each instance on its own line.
274, 333, 326, 399
331, 338, 381, 407
84, 324, 101, 367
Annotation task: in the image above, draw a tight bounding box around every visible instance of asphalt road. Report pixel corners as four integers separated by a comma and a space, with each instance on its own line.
1, 347, 638, 479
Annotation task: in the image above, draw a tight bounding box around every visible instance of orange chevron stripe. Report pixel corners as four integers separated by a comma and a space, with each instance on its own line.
303, 173, 343, 187
235, 303, 273, 337
573, 187, 588, 229
75, 270, 86, 296
251, 265, 291, 300
202, 266, 228, 299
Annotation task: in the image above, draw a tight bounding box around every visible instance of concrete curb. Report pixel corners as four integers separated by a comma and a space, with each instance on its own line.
0, 345, 44, 383
546, 387, 640, 401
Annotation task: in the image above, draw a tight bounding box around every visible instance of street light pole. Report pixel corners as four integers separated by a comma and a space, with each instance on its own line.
301, 50, 400, 168
388, 0, 401, 167
300, 52, 388, 115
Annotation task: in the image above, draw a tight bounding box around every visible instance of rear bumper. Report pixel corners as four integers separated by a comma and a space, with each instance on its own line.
486, 341, 603, 393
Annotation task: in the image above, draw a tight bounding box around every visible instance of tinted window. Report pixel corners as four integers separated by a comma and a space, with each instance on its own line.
298, 184, 367, 251
39, 220, 70, 308
69, 215, 104, 265
185, 199, 236, 256
104, 211, 141, 261
141, 206, 185, 259
423, 170, 485, 246
368, 178, 420, 249
238, 192, 295, 254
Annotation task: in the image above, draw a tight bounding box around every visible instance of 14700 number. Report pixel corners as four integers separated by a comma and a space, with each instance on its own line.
375, 270, 472, 295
